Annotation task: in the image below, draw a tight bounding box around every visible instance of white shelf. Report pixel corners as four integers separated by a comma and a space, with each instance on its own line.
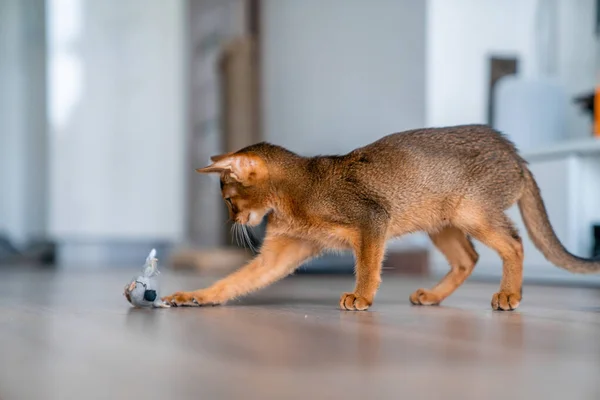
522, 137, 600, 161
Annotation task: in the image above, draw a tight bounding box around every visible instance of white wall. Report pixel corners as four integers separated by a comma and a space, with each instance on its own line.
426, 0, 597, 139
261, 0, 428, 250
426, 0, 538, 128
261, 0, 426, 156
0, 0, 47, 244
47, 0, 186, 243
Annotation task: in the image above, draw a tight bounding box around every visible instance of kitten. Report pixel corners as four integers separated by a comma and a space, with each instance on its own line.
163, 125, 600, 311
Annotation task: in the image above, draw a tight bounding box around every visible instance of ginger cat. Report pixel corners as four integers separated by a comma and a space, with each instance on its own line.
163, 125, 600, 311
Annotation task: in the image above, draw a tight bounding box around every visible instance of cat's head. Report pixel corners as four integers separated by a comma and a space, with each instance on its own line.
196, 151, 272, 226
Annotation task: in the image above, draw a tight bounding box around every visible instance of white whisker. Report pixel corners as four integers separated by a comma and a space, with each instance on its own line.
241, 226, 249, 250
243, 225, 251, 252
247, 225, 259, 253
242, 225, 257, 254
234, 223, 242, 247
228, 221, 259, 254
237, 224, 243, 248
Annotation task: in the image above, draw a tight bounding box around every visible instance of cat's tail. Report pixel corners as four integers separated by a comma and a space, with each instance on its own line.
518, 168, 600, 273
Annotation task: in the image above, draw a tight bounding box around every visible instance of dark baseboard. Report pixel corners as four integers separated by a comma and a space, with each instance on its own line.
383, 249, 429, 276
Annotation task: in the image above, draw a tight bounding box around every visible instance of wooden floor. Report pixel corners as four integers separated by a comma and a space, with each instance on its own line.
1, 267, 600, 400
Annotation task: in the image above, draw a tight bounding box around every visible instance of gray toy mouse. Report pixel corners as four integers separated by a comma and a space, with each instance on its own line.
123, 249, 170, 308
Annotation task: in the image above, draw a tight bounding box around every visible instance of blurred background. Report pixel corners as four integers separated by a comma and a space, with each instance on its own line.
1, 0, 600, 285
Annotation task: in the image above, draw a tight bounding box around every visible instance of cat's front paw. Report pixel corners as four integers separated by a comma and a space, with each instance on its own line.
161, 290, 222, 307
339, 292, 371, 311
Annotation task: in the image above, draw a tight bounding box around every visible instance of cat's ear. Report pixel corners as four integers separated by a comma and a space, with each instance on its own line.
210, 153, 232, 163
195, 153, 267, 183
194, 153, 234, 174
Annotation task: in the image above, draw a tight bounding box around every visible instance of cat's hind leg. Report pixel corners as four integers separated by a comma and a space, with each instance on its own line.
410, 226, 479, 306
461, 211, 523, 311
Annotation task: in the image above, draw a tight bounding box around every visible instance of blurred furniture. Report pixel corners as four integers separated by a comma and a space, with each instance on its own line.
169, 247, 250, 274
0, 235, 55, 266
220, 35, 261, 244
494, 76, 568, 152
186, 0, 251, 248
573, 91, 595, 135
172, 0, 261, 272
220, 36, 260, 154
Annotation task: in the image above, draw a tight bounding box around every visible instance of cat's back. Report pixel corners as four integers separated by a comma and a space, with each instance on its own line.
352, 124, 524, 174
358, 124, 519, 158
285, 125, 526, 231
345, 125, 526, 206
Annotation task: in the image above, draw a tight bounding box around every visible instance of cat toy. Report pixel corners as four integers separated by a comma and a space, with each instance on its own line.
123, 248, 170, 308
